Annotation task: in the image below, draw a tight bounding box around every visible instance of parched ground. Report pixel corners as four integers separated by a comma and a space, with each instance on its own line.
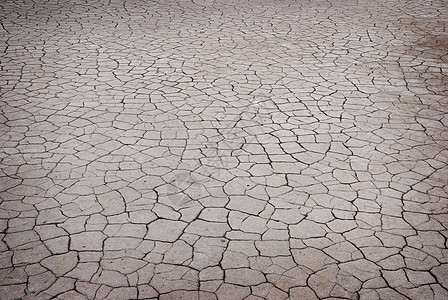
1, 0, 447, 299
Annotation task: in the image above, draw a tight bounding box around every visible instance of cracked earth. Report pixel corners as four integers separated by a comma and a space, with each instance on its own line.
1, 0, 448, 299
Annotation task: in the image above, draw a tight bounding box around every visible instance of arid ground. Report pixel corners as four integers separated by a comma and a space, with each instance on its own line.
1, 0, 447, 299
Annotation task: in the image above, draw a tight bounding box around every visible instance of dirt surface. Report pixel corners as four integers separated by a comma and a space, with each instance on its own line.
1, 0, 447, 299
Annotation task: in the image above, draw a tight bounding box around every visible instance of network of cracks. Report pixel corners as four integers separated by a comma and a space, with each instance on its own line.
0, 0, 447, 299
